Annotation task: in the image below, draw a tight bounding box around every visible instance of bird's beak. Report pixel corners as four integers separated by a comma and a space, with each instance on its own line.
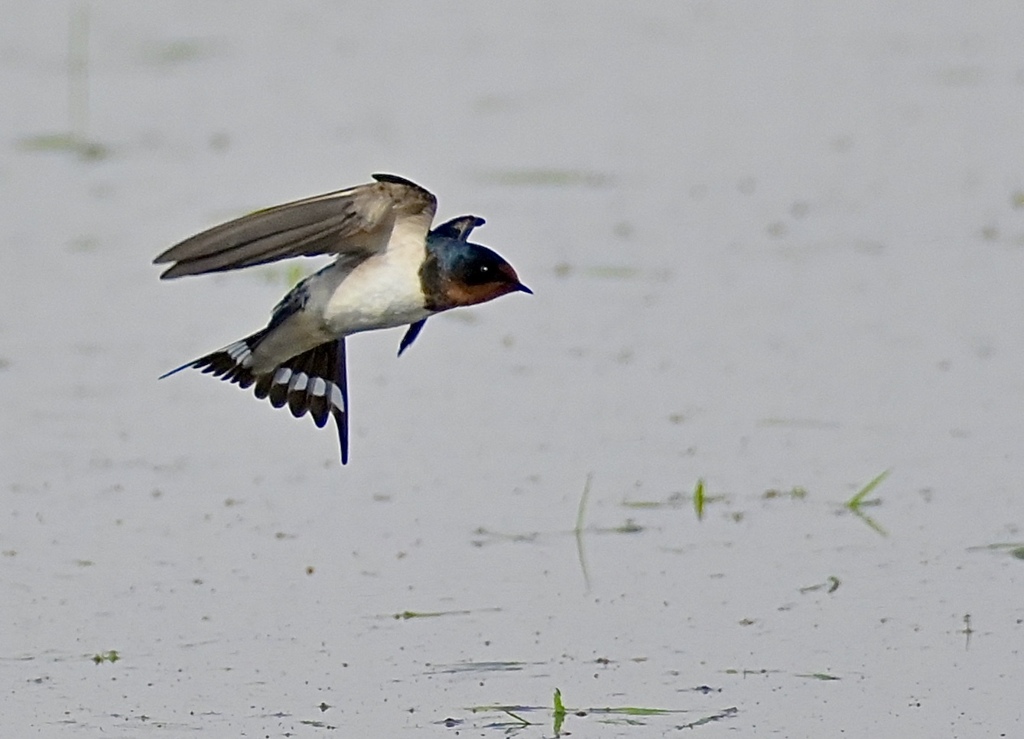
515, 283, 533, 295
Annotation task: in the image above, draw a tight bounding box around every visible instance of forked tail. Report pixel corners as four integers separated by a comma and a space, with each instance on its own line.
161, 332, 350, 463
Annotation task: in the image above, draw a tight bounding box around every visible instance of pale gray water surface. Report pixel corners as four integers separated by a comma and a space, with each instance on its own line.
3, 2, 1024, 736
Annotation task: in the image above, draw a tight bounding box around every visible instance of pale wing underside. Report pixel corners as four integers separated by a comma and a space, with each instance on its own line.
154, 174, 437, 279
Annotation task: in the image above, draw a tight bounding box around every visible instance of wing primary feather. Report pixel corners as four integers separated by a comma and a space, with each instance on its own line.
157, 212, 363, 278
398, 319, 427, 357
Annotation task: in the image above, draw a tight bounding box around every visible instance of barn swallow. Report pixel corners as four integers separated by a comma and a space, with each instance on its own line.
154, 173, 530, 464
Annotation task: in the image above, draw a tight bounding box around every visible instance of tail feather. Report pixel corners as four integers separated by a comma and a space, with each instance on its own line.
161, 331, 350, 463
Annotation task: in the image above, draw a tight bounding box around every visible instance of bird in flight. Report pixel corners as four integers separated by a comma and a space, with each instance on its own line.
155, 173, 530, 464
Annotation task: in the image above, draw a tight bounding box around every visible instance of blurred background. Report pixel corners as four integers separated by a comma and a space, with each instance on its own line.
2, 2, 1023, 736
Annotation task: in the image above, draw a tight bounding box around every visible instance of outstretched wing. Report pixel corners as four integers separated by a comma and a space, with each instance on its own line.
154, 173, 437, 279
429, 215, 485, 241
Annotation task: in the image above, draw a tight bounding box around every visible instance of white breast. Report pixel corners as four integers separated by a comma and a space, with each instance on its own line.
320, 219, 433, 335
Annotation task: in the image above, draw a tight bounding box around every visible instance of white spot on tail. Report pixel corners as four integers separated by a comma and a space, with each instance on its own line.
288, 372, 309, 393
226, 340, 253, 368
330, 383, 345, 413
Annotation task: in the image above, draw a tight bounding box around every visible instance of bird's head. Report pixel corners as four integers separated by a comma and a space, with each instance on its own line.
424, 237, 531, 310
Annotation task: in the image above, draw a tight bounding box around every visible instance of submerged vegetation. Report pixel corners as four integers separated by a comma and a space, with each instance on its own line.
464, 688, 731, 735
91, 650, 120, 664
19, 5, 108, 159
844, 469, 891, 536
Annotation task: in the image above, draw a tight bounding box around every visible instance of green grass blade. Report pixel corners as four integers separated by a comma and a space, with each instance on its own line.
553, 688, 566, 734
846, 469, 890, 509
